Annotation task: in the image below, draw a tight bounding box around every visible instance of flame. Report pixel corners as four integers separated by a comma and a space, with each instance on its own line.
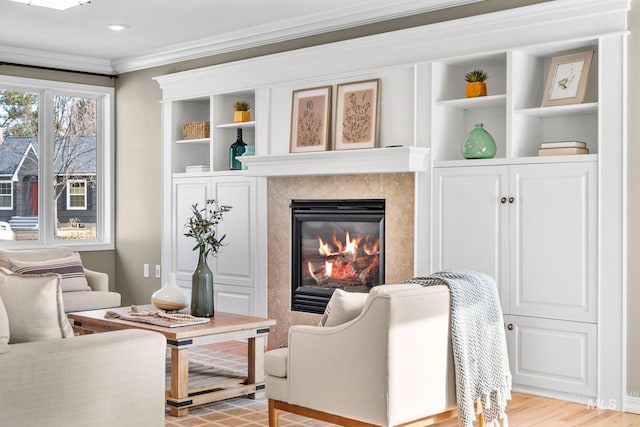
325, 261, 333, 277
310, 229, 379, 283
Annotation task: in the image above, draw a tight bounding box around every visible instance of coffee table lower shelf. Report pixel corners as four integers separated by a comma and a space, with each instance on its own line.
166, 361, 265, 414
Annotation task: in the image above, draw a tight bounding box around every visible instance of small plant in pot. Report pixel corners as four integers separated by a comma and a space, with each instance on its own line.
233, 100, 251, 123
465, 69, 488, 98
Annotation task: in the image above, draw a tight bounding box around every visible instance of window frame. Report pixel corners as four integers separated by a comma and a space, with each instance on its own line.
0, 75, 114, 250
66, 179, 87, 210
0, 180, 13, 210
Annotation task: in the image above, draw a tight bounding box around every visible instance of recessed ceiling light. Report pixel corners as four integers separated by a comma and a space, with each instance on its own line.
9, 0, 90, 10
108, 24, 129, 32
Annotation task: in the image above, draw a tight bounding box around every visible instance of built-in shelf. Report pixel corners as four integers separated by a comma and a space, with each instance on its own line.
516, 102, 598, 118
239, 146, 430, 177
436, 94, 507, 109
433, 153, 598, 168
175, 137, 209, 145
216, 121, 256, 129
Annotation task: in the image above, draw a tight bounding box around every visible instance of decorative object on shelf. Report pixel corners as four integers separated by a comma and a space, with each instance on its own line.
464, 69, 488, 98
182, 121, 210, 139
542, 51, 593, 107
151, 272, 190, 312
290, 85, 332, 153
335, 79, 380, 151
184, 200, 232, 317
233, 100, 251, 123
229, 128, 247, 170
462, 123, 496, 159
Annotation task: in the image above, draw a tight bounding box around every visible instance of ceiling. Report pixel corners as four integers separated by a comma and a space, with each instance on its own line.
0, 0, 481, 75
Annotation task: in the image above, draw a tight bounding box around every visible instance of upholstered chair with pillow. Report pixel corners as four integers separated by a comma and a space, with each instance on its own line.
0, 270, 166, 426
264, 284, 458, 427
0, 247, 120, 312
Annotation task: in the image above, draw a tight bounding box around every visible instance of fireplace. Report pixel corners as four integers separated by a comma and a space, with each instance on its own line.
290, 199, 385, 314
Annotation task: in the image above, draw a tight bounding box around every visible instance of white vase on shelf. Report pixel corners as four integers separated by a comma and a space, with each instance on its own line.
151, 273, 189, 312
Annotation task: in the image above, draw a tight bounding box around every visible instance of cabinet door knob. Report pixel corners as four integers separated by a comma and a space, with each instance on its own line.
508, 197, 515, 204
507, 323, 514, 330
500, 197, 507, 204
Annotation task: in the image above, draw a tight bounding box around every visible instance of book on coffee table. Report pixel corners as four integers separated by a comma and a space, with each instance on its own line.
109, 312, 209, 328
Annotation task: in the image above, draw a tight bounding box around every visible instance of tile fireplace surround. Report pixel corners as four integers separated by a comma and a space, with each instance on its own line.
267, 173, 415, 348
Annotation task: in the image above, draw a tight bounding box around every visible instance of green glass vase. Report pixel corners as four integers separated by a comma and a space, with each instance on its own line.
462, 123, 496, 159
191, 249, 214, 317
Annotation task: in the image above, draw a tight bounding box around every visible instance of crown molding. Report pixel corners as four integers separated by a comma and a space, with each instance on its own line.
0, 44, 114, 76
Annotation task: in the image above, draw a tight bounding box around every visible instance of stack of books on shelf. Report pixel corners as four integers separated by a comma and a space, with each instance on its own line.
185, 165, 209, 173
538, 141, 589, 157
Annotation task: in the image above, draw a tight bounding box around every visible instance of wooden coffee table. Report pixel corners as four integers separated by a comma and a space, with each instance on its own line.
68, 305, 276, 416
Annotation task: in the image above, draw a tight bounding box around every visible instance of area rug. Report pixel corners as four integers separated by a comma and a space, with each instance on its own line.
164, 347, 337, 427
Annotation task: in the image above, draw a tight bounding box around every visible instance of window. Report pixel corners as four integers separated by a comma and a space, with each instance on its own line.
0, 181, 12, 209
0, 76, 114, 249
67, 180, 87, 210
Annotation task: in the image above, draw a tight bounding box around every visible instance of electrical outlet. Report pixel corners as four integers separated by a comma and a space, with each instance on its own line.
155, 264, 161, 279
143, 264, 149, 278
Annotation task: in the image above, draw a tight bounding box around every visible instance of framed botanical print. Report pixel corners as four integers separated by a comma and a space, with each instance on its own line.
290, 85, 332, 153
335, 79, 380, 150
542, 51, 593, 107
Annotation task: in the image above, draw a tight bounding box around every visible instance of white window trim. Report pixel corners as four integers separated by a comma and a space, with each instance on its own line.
0, 180, 13, 210
66, 179, 87, 210
0, 75, 114, 251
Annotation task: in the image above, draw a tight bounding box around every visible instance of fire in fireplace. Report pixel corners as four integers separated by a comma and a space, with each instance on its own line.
290, 199, 385, 314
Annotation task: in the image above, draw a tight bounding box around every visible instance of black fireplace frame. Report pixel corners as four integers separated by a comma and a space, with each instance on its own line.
290, 199, 385, 314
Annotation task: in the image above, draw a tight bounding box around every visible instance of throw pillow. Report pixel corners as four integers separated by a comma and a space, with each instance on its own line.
0, 294, 9, 354
9, 252, 90, 292
0, 272, 74, 343
320, 289, 369, 327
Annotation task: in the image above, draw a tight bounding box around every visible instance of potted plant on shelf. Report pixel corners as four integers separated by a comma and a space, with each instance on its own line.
184, 200, 232, 317
465, 69, 488, 98
233, 100, 251, 123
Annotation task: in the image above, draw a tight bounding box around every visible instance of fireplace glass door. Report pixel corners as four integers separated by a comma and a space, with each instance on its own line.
291, 199, 385, 313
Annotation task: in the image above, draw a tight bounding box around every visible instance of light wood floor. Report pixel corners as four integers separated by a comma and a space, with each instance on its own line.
203, 341, 640, 426
431, 392, 640, 426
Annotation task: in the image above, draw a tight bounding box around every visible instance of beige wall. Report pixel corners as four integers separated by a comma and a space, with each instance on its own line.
112, 0, 639, 395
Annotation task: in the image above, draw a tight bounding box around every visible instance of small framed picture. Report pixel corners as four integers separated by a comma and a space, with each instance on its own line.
542, 51, 593, 107
335, 79, 380, 150
290, 85, 332, 153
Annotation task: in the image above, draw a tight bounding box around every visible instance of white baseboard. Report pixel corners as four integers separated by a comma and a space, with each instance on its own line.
625, 396, 640, 414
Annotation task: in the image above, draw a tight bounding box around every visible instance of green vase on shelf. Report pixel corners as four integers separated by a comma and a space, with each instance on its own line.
229, 128, 247, 170
191, 248, 214, 317
462, 123, 496, 159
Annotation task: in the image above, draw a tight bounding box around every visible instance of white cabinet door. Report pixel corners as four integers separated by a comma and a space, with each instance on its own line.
505, 314, 597, 396
432, 166, 509, 308
509, 162, 597, 323
172, 175, 257, 315
172, 176, 211, 289
211, 176, 256, 287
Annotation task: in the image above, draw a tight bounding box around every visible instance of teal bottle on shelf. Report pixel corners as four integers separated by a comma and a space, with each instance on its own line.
229, 128, 247, 170
462, 123, 496, 159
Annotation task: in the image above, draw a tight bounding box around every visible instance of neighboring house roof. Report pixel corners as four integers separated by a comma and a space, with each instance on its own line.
0, 135, 96, 177
0, 136, 35, 176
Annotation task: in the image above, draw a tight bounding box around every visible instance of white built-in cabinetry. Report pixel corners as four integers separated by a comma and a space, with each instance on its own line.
156, 0, 627, 406
430, 37, 606, 398
160, 87, 265, 317
433, 162, 598, 395
172, 174, 259, 315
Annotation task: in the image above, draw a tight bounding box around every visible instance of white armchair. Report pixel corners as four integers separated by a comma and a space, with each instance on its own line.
264, 284, 459, 427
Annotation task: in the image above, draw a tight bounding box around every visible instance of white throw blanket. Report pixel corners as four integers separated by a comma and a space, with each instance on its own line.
404, 270, 511, 427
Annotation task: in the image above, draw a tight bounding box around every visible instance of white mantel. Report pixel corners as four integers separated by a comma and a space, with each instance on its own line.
239, 146, 429, 177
